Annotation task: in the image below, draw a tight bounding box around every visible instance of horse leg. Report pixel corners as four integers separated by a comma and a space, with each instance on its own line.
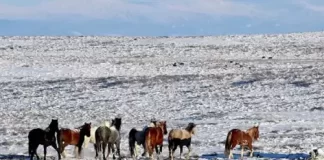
29, 148, 34, 160
185, 145, 191, 160
240, 145, 244, 159
179, 144, 183, 159
60, 143, 68, 158
107, 143, 111, 160
141, 143, 146, 157
51, 141, 61, 160
171, 144, 178, 160
248, 143, 254, 157
74, 146, 79, 158
116, 142, 121, 159
43, 146, 47, 160
229, 142, 237, 159
29, 143, 35, 160
155, 146, 159, 155
160, 144, 163, 155
33, 144, 40, 160
134, 143, 139, 158
94, 144, 98, 159
168, 141, 172, 158
147, 144, 154, 160
103, 142, 107, 160
112, 143, 116, 159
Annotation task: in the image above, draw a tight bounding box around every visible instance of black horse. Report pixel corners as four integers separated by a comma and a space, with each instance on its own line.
28, 119, 61, 160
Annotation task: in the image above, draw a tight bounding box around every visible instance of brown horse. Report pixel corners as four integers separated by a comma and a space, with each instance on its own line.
168, 123, 196, 160
57, 122, 91, 158
144, 121, 168, 159
224, 123, 260, 159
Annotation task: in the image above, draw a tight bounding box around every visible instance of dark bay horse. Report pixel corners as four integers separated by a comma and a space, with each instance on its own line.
145, 121, 168, 159
168, 122, 196, 160
224, 123, 260, 159
128, 119, 157, 159
28, 119, 61, 160
57, 122, 91, 158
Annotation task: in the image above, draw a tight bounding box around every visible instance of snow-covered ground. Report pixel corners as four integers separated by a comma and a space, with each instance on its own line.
0, 31, 324, 159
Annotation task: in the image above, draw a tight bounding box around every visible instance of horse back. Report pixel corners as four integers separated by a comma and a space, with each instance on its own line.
169, 129, 191, 140
95, 126, 111, 142
59, 128, 80, 145
145, 127, 156, 144
28, 128, 45, 142
146, 127, 163, 145
229, 129, 252, 144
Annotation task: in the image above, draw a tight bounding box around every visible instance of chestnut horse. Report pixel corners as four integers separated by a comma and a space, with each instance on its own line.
224, 123, 260, 159
168, 123, 196, 160
57, 122, 91, 158
144, 121, 168, 159
128, 119, 158, 159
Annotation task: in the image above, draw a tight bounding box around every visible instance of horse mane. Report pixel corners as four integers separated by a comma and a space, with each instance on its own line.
112, 118, 122, 131
246, 126, 259, 141
46, 119, 58, 132
102, 121, 111, 127
185, 123, 196, 132
150, 118, 157, 126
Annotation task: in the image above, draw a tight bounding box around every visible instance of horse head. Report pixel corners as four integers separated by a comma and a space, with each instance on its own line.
186, 122, 197, 135
113, 117, 122, 131
150, 118, 157, 126
157, 121, 168, 135
81, 122, 91, 137
50, 119, 59, 132
247, 124, 259, 141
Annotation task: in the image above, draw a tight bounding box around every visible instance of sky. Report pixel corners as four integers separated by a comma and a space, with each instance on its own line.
0, 0, 324, 36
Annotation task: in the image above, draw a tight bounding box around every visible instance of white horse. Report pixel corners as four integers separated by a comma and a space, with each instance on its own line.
107, 117, 122, 159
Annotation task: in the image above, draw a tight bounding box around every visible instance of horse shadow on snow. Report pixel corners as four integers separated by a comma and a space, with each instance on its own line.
0, 154, 55, 160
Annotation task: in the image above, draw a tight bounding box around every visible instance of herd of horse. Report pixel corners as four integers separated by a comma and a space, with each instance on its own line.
27, 117, 260, 160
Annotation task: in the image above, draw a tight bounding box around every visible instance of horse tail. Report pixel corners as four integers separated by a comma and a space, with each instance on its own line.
95, 127, 102, 154
168, 129, 174, 141
28, 135, 32, 156
224, 130, 233, 155
128, 128, 137, 156
145, 128, 151, 153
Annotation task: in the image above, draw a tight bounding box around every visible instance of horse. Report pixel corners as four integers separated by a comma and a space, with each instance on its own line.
128, 119, 158, 159
145, 121, 168, 160
28, 119, 61, 160
57, 122, 91, 158
107, 117, 122, 159
168, 122, 196, 160
93, 117, 122, 160
83, 121, 111, 149
224, 123, 260, 159
95, 125, 111, 160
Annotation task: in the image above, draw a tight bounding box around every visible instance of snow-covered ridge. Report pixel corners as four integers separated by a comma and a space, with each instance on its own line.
0, 31, 323, 159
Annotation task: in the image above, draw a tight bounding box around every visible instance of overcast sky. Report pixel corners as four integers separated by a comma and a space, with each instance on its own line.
0, 0, 323, 36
